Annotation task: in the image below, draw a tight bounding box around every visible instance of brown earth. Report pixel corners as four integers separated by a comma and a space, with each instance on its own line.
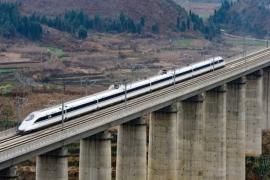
174, 0, 220, 19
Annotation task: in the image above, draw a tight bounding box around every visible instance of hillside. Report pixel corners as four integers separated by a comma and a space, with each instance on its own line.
211, 0, 270, 38
173, 0, 221, 19
8, 0, 188, 32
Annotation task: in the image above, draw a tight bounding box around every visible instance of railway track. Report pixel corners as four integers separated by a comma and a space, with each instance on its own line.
0, 48, 270, 158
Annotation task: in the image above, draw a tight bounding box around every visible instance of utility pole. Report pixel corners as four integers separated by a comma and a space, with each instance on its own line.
61, 99, 64, 131
80, 77, 84, 96
267, 32, 269, 48
242, 34, 248, 75
15, 96, 27, 129
84, 78, 96, 96
201, 50, 205, 61
173, 66, 176, 88
124, 79, 127, 107
62, 79, 66, 94
85, 78, 88, 96
132, 65, 137, 82
242, 34, 247, 64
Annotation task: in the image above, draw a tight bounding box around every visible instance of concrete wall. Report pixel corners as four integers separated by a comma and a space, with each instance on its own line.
245, 71, 263, 156
177, 95, 205, 179
116, 118, 147, 180
36, 148, 68, 180
204, 86, 226, 180
263, 68, 270, 129
79, 132, 111, 180
148, 105, 177, 180
226, 78, 246, 180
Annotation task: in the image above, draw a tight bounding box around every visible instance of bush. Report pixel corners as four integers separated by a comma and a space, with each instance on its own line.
0, 2, 43, 40
151, 23, 159, 34
77, 26, 88, 39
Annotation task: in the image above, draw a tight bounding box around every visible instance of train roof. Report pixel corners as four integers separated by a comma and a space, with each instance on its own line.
35, 56, 223, 115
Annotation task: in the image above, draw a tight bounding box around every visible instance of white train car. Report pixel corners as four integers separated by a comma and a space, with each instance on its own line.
18, 56, 225, 133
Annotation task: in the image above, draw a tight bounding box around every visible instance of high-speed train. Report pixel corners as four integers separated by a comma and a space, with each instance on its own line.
18, 56, 225, 133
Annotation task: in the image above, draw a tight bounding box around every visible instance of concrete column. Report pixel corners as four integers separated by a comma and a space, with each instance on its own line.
116, 118, 147, 180
79, 131, 112, 180
177, 95, 205, 180
0, 167, 17, 180
36, 148, 68, 180
263, 67, 270, 129
226, 78, 246, 180
246, 70, 263, 156
204, 86, 226, 180
148, 104, 177, 180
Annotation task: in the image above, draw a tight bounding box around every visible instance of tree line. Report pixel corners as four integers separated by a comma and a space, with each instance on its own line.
176, 11, 220, 40
0, 2, 42, 40
0, 2, 221, 41
30, 11, 147, 39
210, 0, 269, 38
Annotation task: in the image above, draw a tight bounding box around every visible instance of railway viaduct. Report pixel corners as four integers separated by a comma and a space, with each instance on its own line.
1, 48, 270, 179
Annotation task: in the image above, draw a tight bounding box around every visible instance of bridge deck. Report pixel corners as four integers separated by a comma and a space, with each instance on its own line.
1, 48, 270, 169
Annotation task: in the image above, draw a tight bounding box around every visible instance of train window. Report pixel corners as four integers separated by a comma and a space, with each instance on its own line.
159, 69, 167, 75
25, 114, 35, 121
114, 84, 120, 89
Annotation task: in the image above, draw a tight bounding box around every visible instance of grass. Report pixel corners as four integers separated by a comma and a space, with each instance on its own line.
181, 2, 220, 20
172, 38, 194, 48
0, 83, 14, 95
0, 120, 16, 129
47, 47, 67, 60
0, 68, 16, 74
226, 38, 268, 47
199, 12, 212, 20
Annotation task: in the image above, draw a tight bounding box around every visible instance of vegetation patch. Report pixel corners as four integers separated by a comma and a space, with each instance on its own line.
0, 83, 14, 95
47, 47, 67, 59
210, 0, 270, 38
225, 38, 267, 47
32, 11, 146, 39
0, 68, 15, 74
173, 38, 194, 48
0, 2, 42, 40
0, 120, 16, 129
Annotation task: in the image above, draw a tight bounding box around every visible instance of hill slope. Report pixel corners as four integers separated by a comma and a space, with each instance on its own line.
211, 0, 270, 37
9, 0, 188, 32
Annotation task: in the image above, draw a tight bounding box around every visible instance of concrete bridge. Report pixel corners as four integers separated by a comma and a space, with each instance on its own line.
1, 48, 270, 179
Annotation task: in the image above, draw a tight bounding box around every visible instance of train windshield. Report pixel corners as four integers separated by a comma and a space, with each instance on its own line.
24, 114, 35, 121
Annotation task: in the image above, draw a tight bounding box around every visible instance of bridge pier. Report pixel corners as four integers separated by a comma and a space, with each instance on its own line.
177, 94, 205, 179
204, 86, 226, 180
245, 71, 263, 156
226, 78, 246, 180
116, 118, 147, 180
263, 67, 270, 129
148, 104, 177, 180
0, 166, 17, 180
79, 131, 112, 180
36, 148, 68, 180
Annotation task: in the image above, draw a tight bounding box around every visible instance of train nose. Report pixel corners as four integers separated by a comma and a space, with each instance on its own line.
18, 123, 26, 132
18, 121, 30, 132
